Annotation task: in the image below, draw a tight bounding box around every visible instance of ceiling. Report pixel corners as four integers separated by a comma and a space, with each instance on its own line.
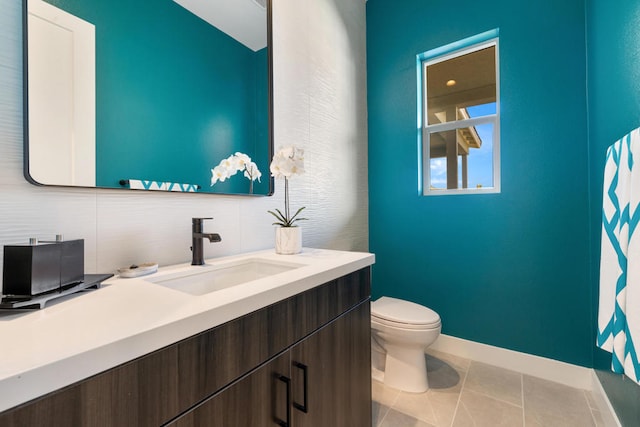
426, 46, 496, 112
172, 0, 267, 51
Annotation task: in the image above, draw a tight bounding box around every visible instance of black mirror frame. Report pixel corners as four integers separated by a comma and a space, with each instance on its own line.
21, 0, 274, 197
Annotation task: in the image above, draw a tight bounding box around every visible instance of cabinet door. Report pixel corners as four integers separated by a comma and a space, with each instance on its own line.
168, 351, 291, 427
290, 301, 371, 427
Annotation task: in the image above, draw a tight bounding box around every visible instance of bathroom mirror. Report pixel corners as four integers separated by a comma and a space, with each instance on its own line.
23, 0, 273, 195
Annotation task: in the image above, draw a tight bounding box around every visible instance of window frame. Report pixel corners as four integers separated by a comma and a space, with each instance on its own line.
417, 30, 501, 196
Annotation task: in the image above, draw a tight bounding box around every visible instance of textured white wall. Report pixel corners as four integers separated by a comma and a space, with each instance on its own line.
0, 0, 368, 293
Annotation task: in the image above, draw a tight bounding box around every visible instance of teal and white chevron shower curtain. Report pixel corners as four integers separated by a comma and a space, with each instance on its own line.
597, 126, 640, 383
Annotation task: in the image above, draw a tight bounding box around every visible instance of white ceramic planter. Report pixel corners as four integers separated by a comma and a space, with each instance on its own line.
275, 227, 302, 255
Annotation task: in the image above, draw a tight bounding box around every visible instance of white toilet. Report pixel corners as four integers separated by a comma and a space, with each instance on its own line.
371, 296, 441, 393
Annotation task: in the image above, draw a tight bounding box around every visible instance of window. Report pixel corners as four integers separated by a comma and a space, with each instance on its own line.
418, 30, 500, 195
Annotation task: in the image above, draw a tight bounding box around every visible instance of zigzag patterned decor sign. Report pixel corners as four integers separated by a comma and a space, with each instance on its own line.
598, 127, 640, 383
127, 179, 198, 192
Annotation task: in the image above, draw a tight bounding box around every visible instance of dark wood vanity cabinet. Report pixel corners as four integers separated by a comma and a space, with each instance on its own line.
0, 267, 372, 427
170, 301, 371, 427
291, 301, 371, 427
170, 351, 291, 426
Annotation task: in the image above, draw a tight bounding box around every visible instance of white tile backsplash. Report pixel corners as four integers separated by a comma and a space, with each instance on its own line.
0, 0, 368, 292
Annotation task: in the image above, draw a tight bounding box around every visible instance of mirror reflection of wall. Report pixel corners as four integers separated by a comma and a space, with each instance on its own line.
25, 0, 272, 195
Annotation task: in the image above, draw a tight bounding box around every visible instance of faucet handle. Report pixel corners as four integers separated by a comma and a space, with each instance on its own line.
192, 217, 213, 233
192, 217, 213, 226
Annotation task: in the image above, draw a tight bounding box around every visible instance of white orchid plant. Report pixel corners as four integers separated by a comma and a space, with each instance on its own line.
210, 152, 262, 194
268, 145, 307, 227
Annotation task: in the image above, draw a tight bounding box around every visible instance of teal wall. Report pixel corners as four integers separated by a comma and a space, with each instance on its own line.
43, 0, 269, 194
367, 0, 592, 366
587, 0, 640, 424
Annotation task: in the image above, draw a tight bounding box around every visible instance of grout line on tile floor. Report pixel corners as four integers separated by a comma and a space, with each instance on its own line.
450, 362, 470, 426
466, 387, 524, 409
374, 351, 604, 427
377, 401, 391, 427
387, 386, 401, 408
378, 392, 400, 425
373, 379, 400, 427
584, 390, 600, 426
521, 372, 525, 427
428, 388, 447, 427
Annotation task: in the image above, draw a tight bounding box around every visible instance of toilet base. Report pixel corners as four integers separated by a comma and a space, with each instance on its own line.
371, 366, 385, 383
383, 344, 429, 393
371, 336, 387, 372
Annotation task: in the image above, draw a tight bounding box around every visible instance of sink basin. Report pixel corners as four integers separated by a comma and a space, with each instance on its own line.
148, 258, 304, 296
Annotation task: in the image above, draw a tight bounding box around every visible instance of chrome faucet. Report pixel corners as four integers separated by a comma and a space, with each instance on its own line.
191, 217, 222, 265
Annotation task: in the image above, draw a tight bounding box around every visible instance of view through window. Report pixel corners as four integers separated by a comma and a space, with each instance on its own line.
419, 33, 500, 195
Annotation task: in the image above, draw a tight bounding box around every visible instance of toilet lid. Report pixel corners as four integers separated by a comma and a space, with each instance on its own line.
371, 296, 440, 326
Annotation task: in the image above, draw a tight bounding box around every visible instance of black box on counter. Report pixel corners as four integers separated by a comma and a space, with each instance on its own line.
2, 239, 84, 296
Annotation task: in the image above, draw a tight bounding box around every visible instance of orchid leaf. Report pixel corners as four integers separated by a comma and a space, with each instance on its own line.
267, 210, 286, 224
289, 206, 306, 222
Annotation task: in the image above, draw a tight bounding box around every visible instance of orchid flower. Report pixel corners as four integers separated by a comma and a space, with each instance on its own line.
210, 152, 262, 193
268, 145, 307, 227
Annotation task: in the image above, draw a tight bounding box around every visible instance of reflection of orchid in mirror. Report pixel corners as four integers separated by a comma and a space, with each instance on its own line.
211, 152, 262, 194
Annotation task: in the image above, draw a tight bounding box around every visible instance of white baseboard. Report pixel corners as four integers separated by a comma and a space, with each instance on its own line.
431, 334, 592, 388
430, 334, 620, 426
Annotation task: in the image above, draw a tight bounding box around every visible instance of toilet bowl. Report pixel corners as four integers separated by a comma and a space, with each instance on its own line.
371, 296, 441, 393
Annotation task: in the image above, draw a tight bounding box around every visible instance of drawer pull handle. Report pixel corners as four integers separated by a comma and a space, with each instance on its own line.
293, 361, 309, 413
275, 374, 291, 427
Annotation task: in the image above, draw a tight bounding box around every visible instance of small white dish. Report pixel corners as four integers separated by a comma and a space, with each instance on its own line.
118, 262, 159, 278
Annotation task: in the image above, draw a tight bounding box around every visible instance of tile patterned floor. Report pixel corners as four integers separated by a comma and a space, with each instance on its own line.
372, 349, 605, 427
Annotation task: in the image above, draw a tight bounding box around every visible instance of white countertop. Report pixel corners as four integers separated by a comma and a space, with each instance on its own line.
0, 248, 374, 413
